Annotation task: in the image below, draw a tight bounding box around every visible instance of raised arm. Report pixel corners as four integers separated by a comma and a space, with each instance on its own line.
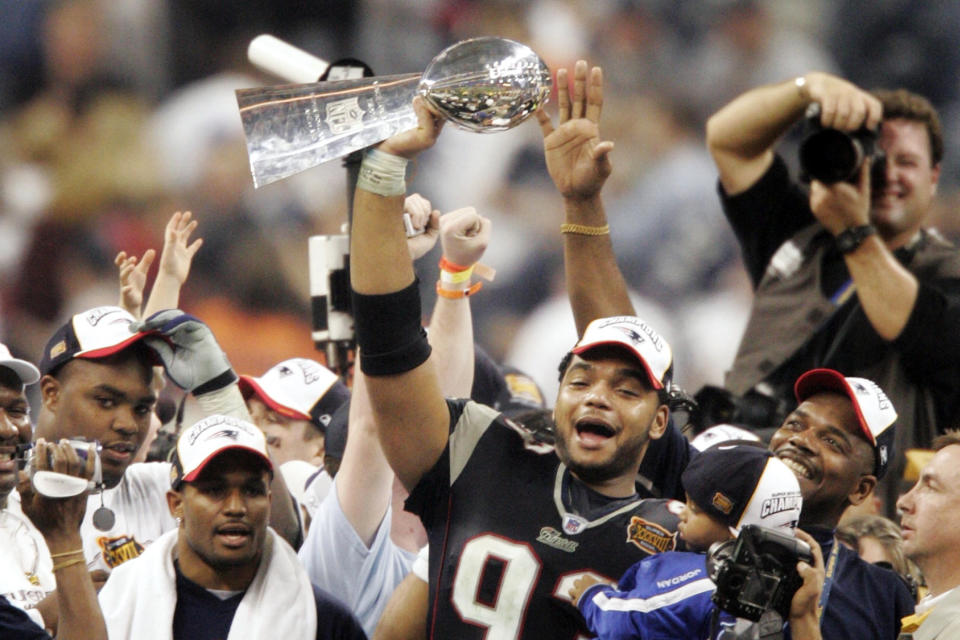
142, 211, 203, 318
536, 61, 630, 334
705, 71, 882, 195
426, 206, 491, 398
349, 97, 450, 492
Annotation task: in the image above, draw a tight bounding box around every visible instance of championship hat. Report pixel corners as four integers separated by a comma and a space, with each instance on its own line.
682, 442, 802, 535
794, 368, 897, 479
39, 306, 156, 376
239, 358, 350, 432
571, 316, 673, 389
170, 414, 272, 488
0, 342, 40, 385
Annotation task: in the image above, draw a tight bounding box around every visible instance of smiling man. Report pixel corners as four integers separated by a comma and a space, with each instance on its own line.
348, 86, 682, 636
0, 343, 57, 629
766, 368, 914, 638
96, 414, 364, 640
706, 72, 960, 515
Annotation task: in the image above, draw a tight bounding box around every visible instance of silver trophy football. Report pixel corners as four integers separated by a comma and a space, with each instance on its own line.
237, 36, 552, 188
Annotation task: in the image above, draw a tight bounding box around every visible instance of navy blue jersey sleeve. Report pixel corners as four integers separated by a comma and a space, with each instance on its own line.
719, 155, 815, 287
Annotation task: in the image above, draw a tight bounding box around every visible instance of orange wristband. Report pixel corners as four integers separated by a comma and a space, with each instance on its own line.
438, 257, 472, 273
436, 280, 483, 299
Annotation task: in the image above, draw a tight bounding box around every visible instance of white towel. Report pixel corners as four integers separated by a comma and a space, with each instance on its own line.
99, 527, 317, 639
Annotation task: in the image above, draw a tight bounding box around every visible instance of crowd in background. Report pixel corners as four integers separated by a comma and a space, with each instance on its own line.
3, 0, 960, 403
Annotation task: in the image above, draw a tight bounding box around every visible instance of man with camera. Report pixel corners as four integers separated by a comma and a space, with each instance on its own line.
705, 72, 960, 512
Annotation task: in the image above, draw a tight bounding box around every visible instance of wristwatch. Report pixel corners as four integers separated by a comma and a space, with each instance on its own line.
835, 224, 877, 254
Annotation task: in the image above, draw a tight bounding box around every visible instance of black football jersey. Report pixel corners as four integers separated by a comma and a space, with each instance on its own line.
405, 400, 683, 639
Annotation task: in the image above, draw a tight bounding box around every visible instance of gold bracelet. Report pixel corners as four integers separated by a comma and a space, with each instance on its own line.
52, 557, 87, 572
49, 549, 85, 560
560, 223, 610, 236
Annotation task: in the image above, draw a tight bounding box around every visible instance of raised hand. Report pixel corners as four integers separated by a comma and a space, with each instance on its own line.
158, 210, 203, 286
377, 96, 445, 160
537, 60, 614, 201
803, 72, 883, 133
404, 193, 441, 260
115, 250, 156, 317
439, 206, 491, 268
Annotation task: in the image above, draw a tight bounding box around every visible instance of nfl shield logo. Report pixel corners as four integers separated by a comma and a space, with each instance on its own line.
562, 514, 587, 535
325, 98, 365, 135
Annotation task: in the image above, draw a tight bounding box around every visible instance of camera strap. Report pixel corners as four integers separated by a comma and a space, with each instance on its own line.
816, 539, 842, 623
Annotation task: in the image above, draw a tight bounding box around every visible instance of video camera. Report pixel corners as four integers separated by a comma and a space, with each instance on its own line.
799, 102, 886, 189
706, 525, 813, 622
18, 438, 104, 498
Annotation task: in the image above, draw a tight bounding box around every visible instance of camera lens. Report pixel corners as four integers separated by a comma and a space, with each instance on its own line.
799, 129, 865, 184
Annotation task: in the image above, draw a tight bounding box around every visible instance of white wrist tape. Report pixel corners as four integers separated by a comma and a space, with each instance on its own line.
357, 148, 408, 196
195, 383, 253, 422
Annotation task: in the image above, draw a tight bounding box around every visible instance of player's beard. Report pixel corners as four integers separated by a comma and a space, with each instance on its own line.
555, 428, 649, 487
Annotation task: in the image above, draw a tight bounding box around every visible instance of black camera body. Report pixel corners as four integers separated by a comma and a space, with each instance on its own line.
706, 525, 814, 622
799, 103, 886, 189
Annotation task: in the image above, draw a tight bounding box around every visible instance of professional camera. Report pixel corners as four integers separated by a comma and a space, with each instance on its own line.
19, 438, 104, 498
706, 525, 813, 622
690, 385, 787, 436
799, 102, 886, 189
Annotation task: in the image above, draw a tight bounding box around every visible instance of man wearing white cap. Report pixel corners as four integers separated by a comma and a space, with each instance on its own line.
765, 368, 915, 638
240, 358, 350, 521
97, 414, 365, 640
0, 342, 55, 630
240, 358, 350, 468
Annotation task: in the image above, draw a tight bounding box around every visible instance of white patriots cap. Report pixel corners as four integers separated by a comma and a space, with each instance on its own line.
171, 414, 272, 488
239, 358, 350, 431
571, 316, 673, 390
40, 306, 156, 375
794, 368, 897, 479
0, 342, 40, 385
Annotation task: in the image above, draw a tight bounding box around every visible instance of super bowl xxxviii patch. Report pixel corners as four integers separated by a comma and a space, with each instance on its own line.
626, 516, 677, 554
97, 535, 145, 568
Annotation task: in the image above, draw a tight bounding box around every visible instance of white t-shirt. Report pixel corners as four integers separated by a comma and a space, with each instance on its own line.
81, 462, 177, 572
0, 490, 54, 628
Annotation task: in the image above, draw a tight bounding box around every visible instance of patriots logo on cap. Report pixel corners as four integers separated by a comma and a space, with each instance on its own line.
204, 429, 239, 442
616, 328, 645, 345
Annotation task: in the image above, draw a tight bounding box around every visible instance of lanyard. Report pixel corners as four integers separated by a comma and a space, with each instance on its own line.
816, 538, 841, 623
